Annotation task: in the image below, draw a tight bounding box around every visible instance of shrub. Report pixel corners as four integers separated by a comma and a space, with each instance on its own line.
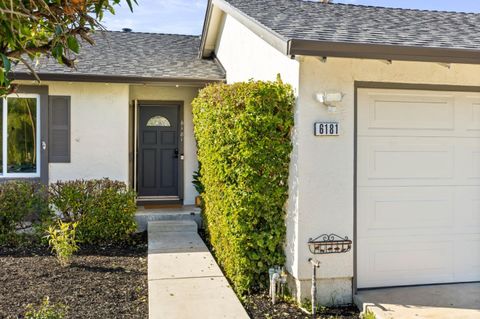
25, 297, 66, 319
0, 181, 51, 244
192, 78, 294, 294
49, 179, 137, 245
46, 220, 79, 267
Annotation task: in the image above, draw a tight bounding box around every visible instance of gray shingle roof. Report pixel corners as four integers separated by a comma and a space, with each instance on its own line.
224, 0, 480, 50
14, 31, 225, 82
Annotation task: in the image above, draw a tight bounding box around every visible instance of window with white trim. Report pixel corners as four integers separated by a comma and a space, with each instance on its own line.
0, 94, 41, 178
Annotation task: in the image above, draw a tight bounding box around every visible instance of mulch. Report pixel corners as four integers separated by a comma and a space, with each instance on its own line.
0, 234, 148, 319
244, 292, 360, 319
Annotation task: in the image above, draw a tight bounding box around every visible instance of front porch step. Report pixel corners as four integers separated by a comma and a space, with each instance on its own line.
148, 220, 198, 233
135, 205, 202, 232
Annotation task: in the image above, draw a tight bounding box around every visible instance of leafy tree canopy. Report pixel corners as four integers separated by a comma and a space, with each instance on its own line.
0, 0, 137, 96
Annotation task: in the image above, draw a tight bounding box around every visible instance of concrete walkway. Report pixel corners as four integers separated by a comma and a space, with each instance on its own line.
148, 220, 249, 319
355, 283, 480, 319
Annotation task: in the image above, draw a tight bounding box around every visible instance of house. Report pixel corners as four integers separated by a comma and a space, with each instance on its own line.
9, 32, 224, 206
9, 0, 480, 305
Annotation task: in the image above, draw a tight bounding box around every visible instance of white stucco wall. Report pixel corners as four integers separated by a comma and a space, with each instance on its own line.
214, 12, 303, 283
214, 13, 300, 90
129, 85, 201, 205
295, 56, 480, 303
46, 82, 130, 184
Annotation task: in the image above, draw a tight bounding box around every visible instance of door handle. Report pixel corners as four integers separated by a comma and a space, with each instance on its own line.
173, 148, 179, 158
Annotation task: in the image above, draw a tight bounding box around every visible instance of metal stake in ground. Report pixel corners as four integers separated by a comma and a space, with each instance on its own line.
308, 258, 321, 318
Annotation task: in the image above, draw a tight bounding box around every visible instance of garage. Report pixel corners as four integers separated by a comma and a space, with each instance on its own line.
357, 87, 480, 289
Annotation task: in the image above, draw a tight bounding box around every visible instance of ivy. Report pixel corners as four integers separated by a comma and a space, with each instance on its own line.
192, 78, 294, 295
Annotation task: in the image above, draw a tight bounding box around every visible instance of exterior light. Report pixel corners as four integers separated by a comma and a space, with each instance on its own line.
316, 92, 344, 113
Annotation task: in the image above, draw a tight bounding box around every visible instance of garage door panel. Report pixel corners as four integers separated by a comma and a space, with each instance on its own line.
469, 149, 480, 180
454, 188, 480, 230
358, 239, 455, 288
358, 188, 454, 238
361, 91, 455, 130
366, 142, 453, 180
455, 236, 480, 282
465, 98, 480, 132
358, 88, 480, 289
358, 138, 456, 185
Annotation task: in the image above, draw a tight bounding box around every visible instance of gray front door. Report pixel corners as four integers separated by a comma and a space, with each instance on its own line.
138, 105, 179, 197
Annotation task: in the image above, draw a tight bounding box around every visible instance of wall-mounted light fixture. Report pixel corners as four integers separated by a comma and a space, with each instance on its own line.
316, 92, 344, 113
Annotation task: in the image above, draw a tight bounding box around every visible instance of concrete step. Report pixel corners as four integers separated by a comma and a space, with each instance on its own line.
135, 206, 202, 232
148, 220, 198, 233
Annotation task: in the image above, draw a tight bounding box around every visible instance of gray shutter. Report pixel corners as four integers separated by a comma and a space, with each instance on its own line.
49, 96, 71, 163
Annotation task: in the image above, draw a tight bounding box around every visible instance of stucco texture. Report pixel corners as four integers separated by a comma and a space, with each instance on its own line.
46, 82, 130, 184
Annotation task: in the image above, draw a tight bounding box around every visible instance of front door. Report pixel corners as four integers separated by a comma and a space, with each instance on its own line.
138, 104, 180, 198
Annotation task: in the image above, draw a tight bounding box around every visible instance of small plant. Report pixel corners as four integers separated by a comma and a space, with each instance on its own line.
192, 168, 204, 207
25, 297, 66, 319
46, 220, 79, 267
299, 298, 312, 312
192, 167, 204, 194
362, 310, 376, 319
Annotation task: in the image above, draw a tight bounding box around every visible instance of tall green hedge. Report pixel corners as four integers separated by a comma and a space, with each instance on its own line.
192, 79, 294, 294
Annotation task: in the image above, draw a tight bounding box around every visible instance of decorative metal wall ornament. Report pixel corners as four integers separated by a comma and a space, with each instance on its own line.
308, 233, 352, 255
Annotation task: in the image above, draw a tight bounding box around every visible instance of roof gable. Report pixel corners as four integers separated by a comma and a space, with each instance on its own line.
202, 0, 480, 64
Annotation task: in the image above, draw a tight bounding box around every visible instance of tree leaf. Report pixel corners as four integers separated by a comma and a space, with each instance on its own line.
67, 36, 80, 54
52, 44, 64, 62
1, 54, 11, 73
54, 25, 63, 36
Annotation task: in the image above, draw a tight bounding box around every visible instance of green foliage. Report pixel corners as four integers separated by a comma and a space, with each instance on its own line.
192, 168, 204, 195
192, 79, 294, 295
49, 179, 137, 245
0, 180, 51, 244
0, 0, 137, 96
46, 220, 79, 267
362, 310, 376, 319
25, 297, 66, 319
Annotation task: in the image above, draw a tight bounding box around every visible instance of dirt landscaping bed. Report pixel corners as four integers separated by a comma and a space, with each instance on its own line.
244, 292, 360, 319
0, 234, 147, 319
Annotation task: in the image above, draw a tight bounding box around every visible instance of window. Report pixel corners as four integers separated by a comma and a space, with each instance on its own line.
1, 94, 40, 178
147, 115, 171, 127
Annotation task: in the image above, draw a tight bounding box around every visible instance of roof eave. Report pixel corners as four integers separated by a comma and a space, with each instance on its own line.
12, 72, 225, 85
199, 0, 214, 58
288, 39, 480, 64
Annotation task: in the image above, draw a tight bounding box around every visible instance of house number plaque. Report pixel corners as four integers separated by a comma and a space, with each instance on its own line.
314, 122, 340, 136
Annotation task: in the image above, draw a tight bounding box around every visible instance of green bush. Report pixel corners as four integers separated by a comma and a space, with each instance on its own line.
0, 180, 51, 243
192, 78, 294, 294
49, 179, 137, 244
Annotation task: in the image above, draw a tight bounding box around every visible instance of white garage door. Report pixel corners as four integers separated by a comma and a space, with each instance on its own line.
357, 88, 480, 289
